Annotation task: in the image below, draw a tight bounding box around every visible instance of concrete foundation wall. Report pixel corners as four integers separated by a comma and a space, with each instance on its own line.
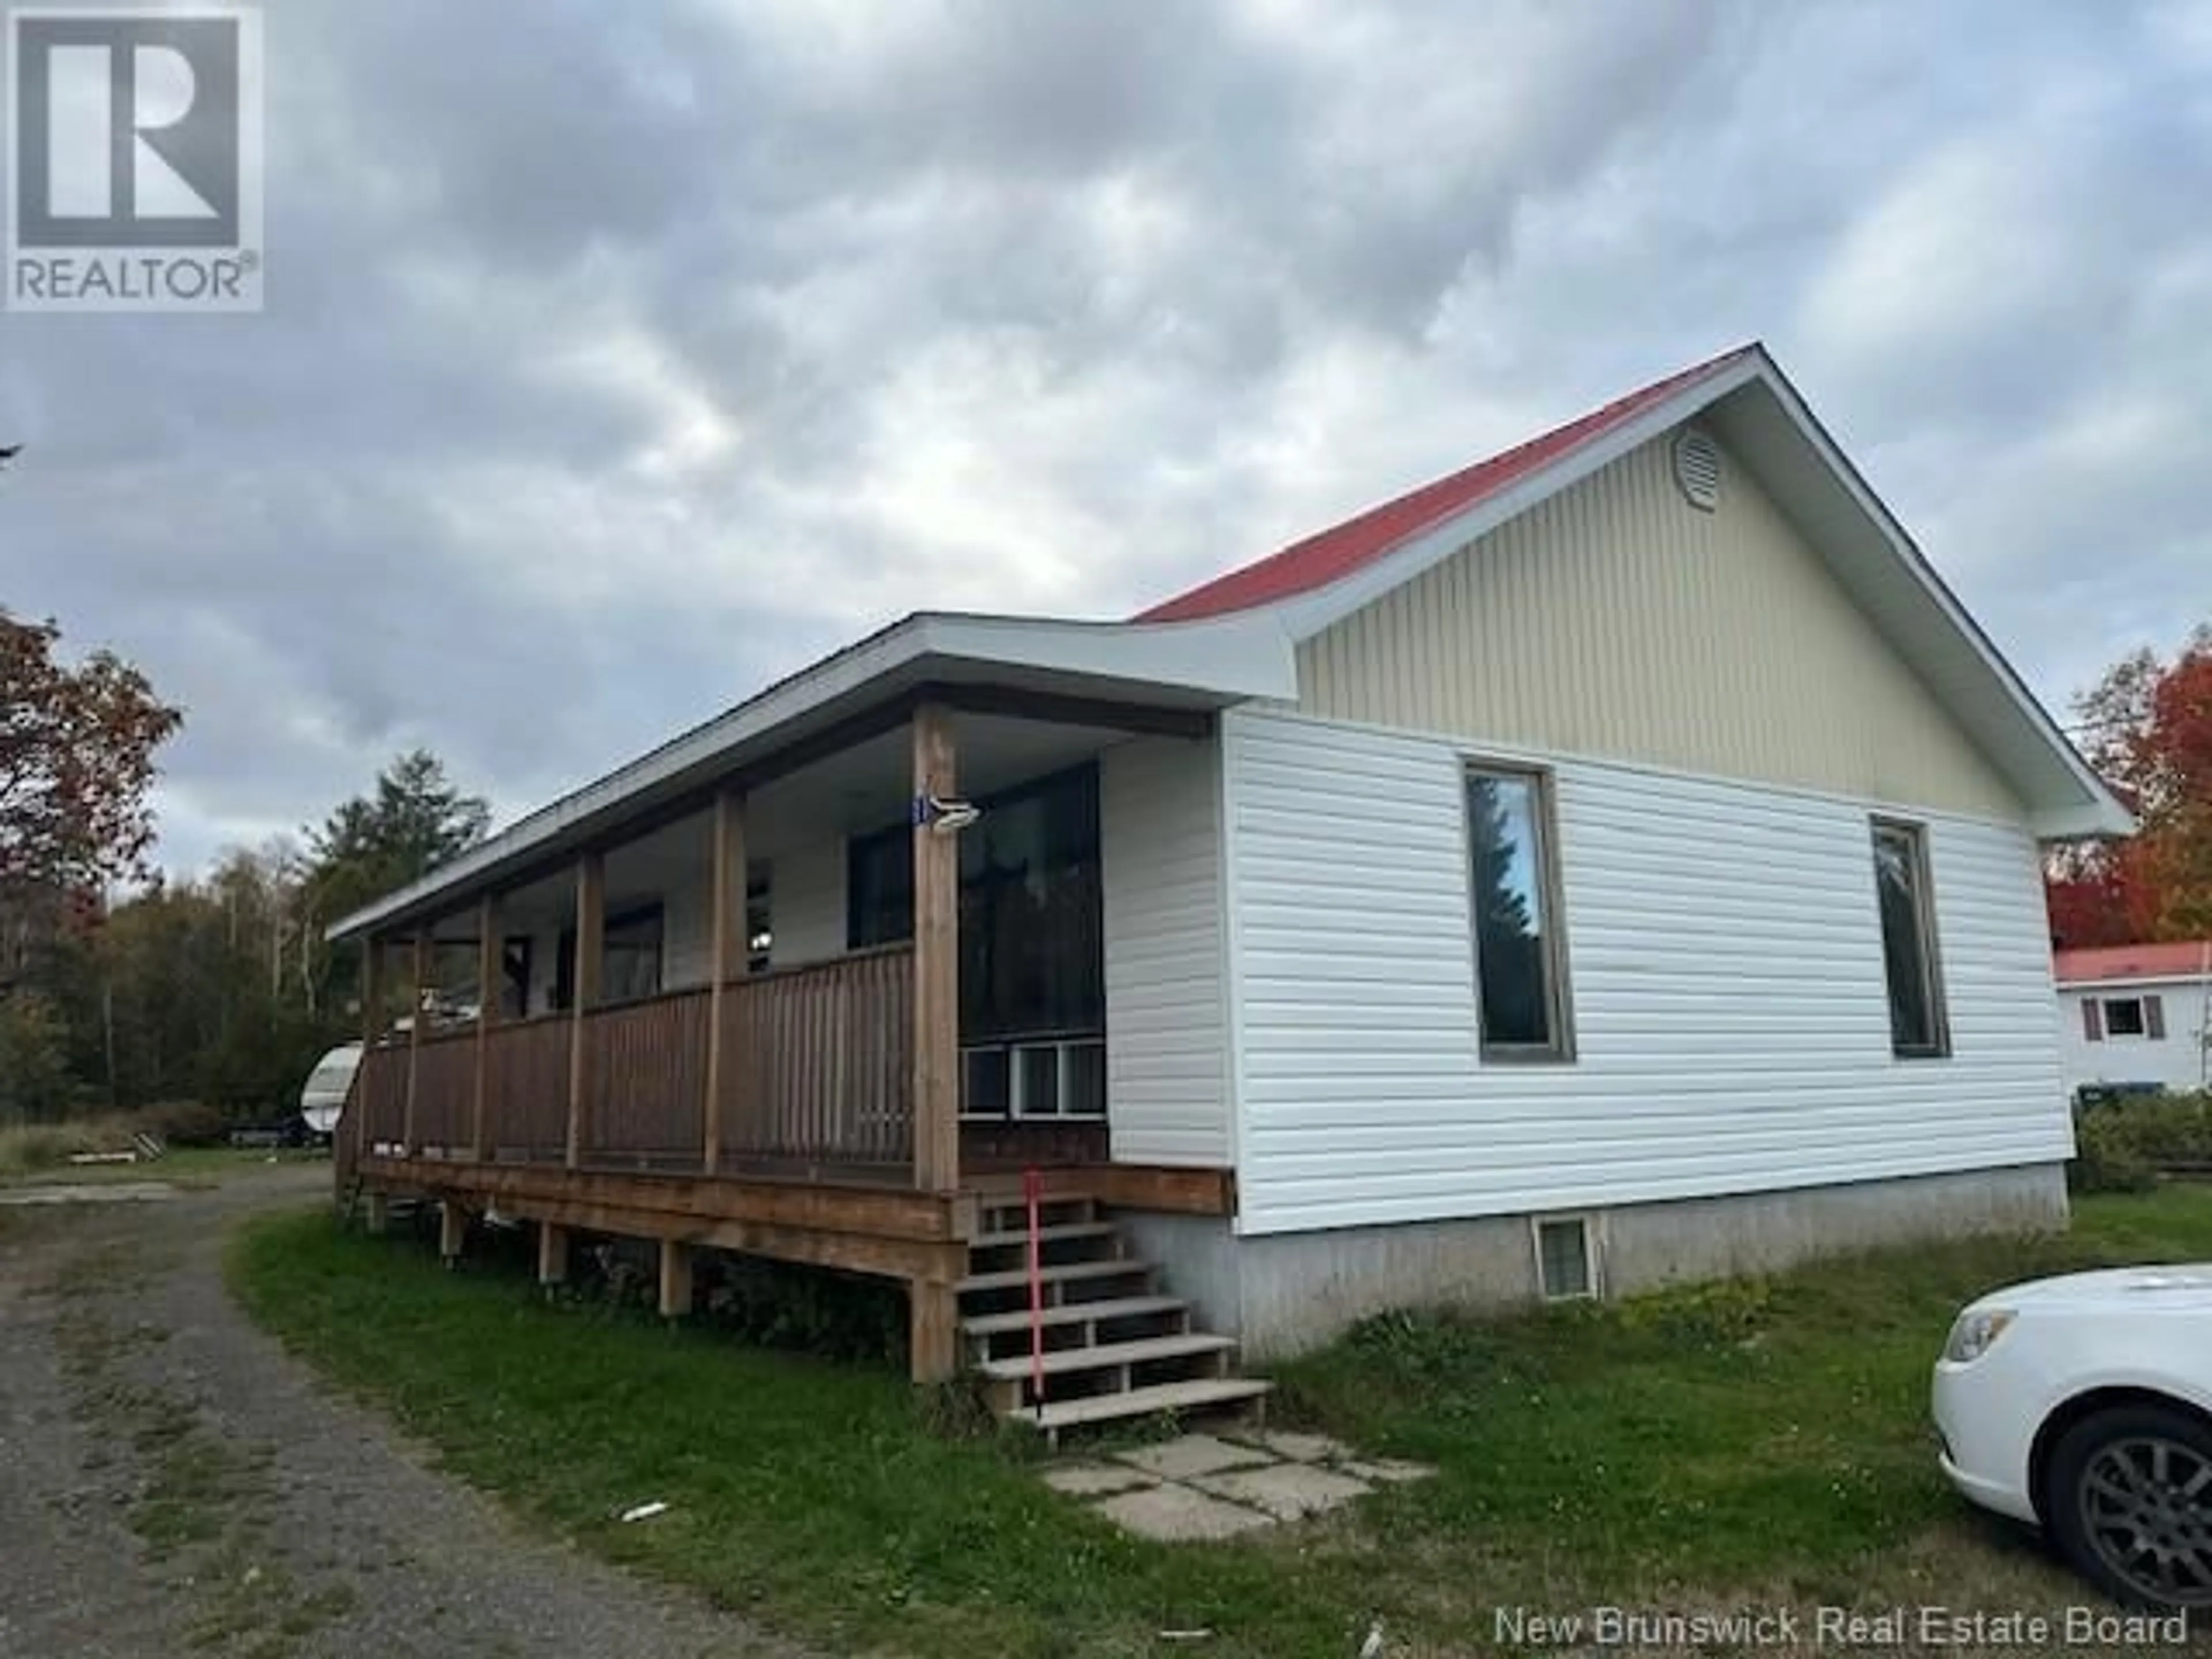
1596, 1162, 2069, 1297
1115, 1211, 1245, 1338
1124, 1162, 2069, 1361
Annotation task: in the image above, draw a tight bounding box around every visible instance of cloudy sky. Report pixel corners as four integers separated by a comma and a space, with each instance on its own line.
3, 0, 2209, 874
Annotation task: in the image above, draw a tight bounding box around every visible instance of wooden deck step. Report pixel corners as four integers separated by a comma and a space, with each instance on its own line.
961, 1294, 1187, 1337
957, 1257, 1150, 1296
1023, 1376, 1272, 1433
976, 1197, 1094, 1226
980, 1332, 1233, 1382
967, 1222, 1120, 1251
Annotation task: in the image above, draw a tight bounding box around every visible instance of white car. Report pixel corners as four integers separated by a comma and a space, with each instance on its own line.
1933, 1266, 2212, 1612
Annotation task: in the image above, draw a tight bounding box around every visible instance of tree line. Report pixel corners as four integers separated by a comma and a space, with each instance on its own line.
1, 608, 488, 1125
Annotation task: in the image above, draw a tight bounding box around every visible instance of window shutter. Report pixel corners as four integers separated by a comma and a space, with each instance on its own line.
2083, 999, 2103, 1041
2146, 995, 2166, 1040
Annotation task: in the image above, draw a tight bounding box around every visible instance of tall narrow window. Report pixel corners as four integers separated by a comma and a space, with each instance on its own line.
746, 870, 772, 974
500, 937, 532, 1019
1870, 820, 1948, 1058
1465, 766, 1572, 1059
846, 826, 913, 950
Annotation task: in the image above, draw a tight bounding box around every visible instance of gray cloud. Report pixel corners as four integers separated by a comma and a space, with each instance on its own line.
1, 0, 2206, 874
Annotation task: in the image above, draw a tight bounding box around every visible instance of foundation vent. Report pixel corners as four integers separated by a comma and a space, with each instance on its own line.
1535, 1215, 1597, 1301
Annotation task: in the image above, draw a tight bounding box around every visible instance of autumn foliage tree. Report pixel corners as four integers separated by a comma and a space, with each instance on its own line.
1, 611, 181, 1120
1, 607, 495, 1123
1, 610, 183, 899
2047, 624, 2212, 948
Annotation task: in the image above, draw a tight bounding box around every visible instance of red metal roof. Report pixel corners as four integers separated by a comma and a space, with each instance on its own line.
1135, 344, 1761, 624
2054, 942, 2212, 986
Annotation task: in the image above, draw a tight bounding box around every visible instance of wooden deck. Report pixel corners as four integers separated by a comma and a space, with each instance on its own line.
359, 1154, 976, 1281
336, 706, 1234, 1391
357, 945, 919, 1178
340, 937, 1233, 1384
347, 1141, 1234, 1389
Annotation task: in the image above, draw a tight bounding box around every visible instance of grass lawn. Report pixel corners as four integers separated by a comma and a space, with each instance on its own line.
229, 1188, 2212, 1657
0, 1145, 325, 1189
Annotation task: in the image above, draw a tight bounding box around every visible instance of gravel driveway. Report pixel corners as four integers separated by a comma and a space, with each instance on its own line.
0, 1165, 805, 1659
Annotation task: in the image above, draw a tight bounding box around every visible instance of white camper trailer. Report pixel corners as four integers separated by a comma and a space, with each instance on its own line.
299, 1041, 362, 1138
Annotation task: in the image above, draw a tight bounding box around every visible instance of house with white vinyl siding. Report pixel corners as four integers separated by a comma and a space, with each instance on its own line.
334, 343, 2131, 1416
2055, 941, 2212, 1099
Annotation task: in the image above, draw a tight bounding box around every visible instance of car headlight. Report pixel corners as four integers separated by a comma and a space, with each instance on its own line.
1942, 1308, 2017, 1364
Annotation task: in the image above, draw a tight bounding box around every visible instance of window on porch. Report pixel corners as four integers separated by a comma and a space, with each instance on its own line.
499, 937, 532, 1019
845, 762, 1105, 1119
554, 902, 665, 1010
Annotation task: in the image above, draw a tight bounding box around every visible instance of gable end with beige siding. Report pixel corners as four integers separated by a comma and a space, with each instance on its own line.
1296, 429, 2025, 823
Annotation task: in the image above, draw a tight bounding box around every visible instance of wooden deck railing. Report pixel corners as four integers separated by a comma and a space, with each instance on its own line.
358, 946, 915, 1179
359, 1040, 408, 1149
334, 1080, 361, 1193
485, 1014, 571, 1161
721, 944, 914, 1171
412, 1029, 476, 1154
585, 988, 711, 1167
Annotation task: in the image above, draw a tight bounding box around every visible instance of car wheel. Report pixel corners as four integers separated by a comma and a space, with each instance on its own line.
2047, 1403, 2212, 1613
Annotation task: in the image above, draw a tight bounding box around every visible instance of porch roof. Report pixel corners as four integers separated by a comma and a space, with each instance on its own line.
325, 608, 1294, 942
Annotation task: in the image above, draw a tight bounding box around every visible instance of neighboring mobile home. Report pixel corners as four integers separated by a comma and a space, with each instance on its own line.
2056, 942, 2212, 1098
330, 343, 2130, 1428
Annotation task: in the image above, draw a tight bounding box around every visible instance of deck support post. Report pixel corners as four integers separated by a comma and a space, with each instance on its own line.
907, 1244, 963, 1385
438, 1200, 467, 1267
910, 703, 960, 1195
363, 1192, 389, 1235
658, 1239, 694, 1320
565, 852, 604, 1171
703, 785, 748, 1176
472, 893, 500, 1162
355, 934, 384, 1166
404, 929, 431, 1154
537, 1221, 569, 1292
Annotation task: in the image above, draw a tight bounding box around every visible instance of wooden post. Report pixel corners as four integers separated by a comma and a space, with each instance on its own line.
473, 893, 499, 1162
355, 935, 383, 1165
565, 853, 604, 1170
908, 1244, 964, 1384
404, 929, 431, 1154
911, 704, 960, 1194
536, 1221, 569, 1291
702, 786, 747, 1175
658, 1239, 694, 1320
363, 1192, 390, 1235
439, 1200, 467, 1267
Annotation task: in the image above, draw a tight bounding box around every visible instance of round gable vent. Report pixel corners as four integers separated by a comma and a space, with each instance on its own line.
1672, 429, 1722, 511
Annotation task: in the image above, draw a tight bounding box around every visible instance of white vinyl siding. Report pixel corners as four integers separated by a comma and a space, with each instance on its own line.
2060, 982, 2212, 1095
524, 920, 561, 1015
1222, 707, 2070, 1236
660, 866, 712, 990
1101, 736, 1231, 1166
1297, 430, 2025, 822
768, 838, 846, 966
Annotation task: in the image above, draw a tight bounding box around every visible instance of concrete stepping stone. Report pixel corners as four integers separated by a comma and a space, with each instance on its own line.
1095, 1483, 1274, 1541
1112, 1432, 1272, 1482
1237, 1428, 1352, 1463
1192, 1463, 1373, 1521
1042, 1463, 1157, 1497
1338, 1457, 1435, 1484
